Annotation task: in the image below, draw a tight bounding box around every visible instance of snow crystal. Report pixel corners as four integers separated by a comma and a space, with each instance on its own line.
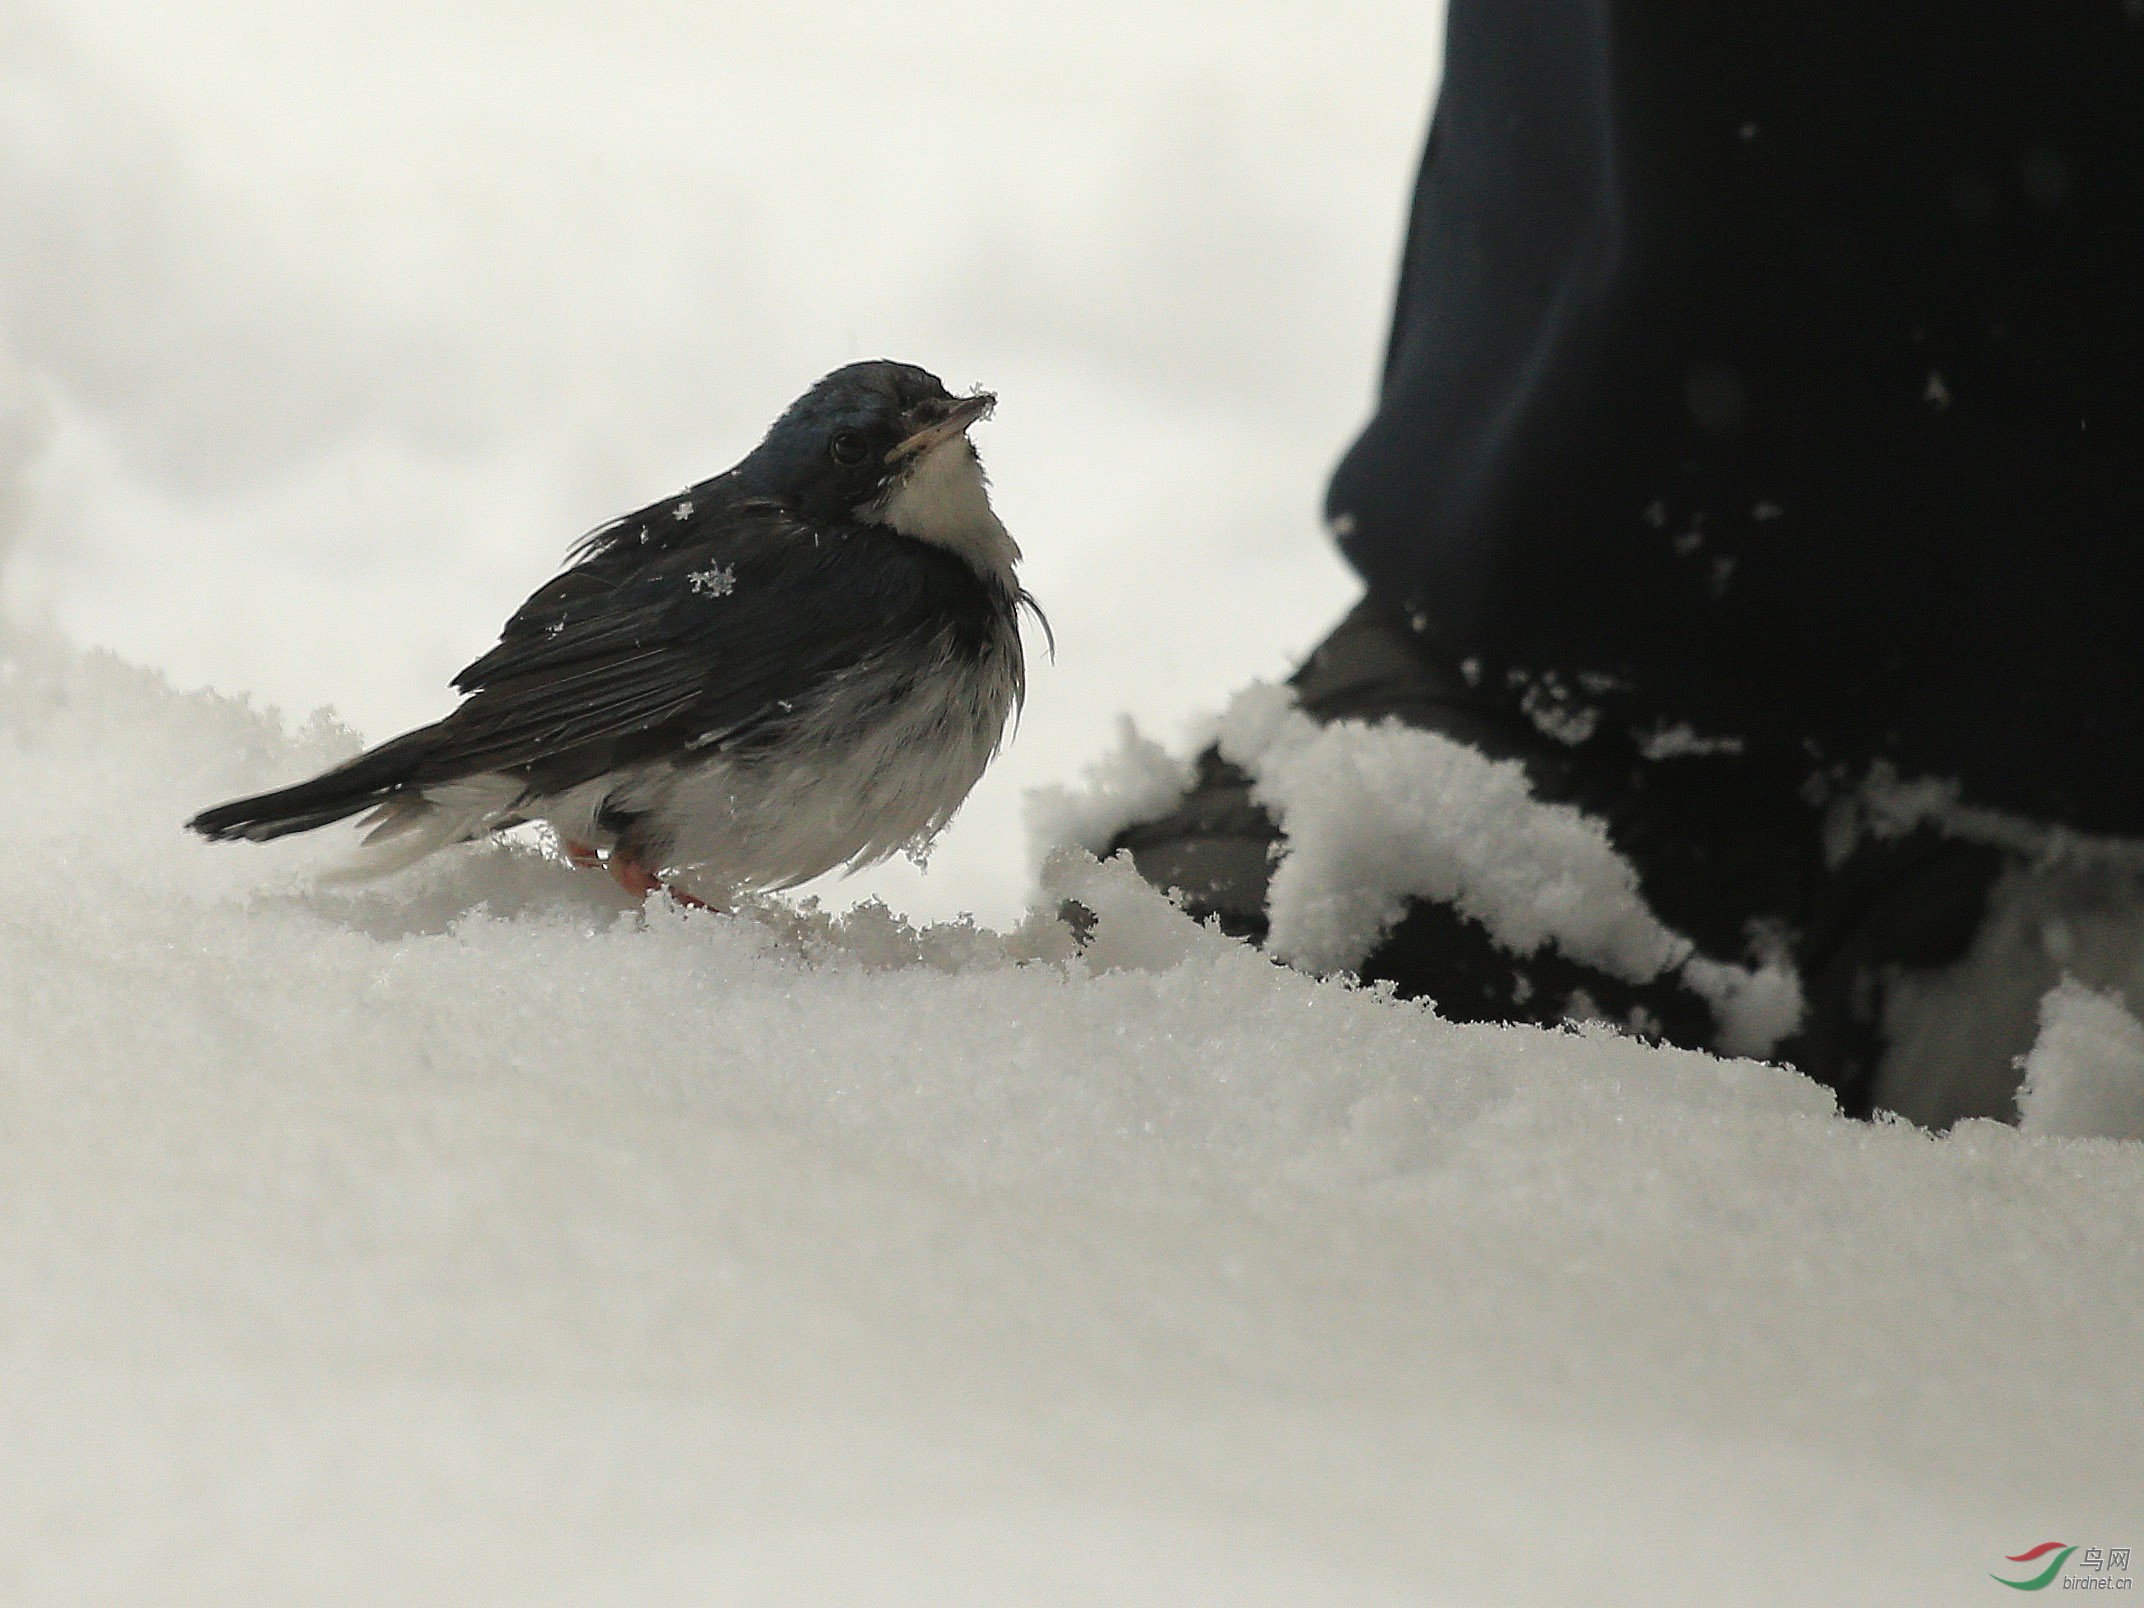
1516, 673, 1602, 746
1636, 722, 1747, 760
2017, 979, 2144, 1141
673, 499, 695, 521
688, 562, 736, 598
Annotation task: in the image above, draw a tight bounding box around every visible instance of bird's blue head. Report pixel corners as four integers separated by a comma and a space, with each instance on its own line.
738, 360, 1018, 584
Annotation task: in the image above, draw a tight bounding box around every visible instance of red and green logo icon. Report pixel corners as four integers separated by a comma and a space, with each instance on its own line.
1993, 1544, 2075, 1591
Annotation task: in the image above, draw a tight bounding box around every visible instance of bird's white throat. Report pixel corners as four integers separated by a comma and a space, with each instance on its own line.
863, 436, 1021, 584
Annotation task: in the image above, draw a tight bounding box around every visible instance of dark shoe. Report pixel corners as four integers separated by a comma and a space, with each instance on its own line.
1106, 594, 2006, 1113
1109, 595, 1751, 1047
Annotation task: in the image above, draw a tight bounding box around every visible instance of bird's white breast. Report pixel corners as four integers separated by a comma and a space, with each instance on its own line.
861, 436, 1022, 588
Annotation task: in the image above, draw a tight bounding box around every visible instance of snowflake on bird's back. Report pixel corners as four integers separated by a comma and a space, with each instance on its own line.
688, 563, 737, 598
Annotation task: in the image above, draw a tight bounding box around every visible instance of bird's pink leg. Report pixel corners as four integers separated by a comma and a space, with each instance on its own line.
561, 838, 604, 869
606, 853, 714, 910
606, 854, 663, 898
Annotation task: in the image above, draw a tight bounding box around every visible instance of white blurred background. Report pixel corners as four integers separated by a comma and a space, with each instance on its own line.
0, 0, 1441, 923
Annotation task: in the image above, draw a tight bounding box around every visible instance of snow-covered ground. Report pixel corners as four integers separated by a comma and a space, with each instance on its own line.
4, 6, 2141, 1603
5, 618, 2142, 1605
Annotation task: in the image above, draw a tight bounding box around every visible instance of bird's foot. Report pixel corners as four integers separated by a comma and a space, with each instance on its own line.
605, 853, 715, 910
560, 838, 604, 870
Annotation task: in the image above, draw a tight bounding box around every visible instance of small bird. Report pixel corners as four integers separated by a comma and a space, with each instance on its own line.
190, 360, 1046, 905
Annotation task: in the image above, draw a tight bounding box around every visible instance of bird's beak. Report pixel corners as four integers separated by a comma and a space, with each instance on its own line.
886, 391, 996, 463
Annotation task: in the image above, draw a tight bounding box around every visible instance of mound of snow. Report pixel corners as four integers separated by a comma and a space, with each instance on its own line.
1023, 713, 1194, 874
2018, 979, 2144, 1141
1212, 682, 1803, 1056
1877, 856, 2144, 1126
2, 625, 2140, 1606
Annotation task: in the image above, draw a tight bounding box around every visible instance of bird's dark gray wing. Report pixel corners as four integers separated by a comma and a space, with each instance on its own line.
404, 496, 993, 793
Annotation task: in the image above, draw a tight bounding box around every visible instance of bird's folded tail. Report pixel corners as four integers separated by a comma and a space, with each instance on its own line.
189, 731, 528, 883
187, 729, 439, 844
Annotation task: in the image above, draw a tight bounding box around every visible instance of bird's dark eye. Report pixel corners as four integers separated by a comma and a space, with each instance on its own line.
829, 431, 869, 467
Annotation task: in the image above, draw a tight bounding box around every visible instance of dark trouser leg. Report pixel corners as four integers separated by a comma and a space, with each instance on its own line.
1117, 0, 2136, 1114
